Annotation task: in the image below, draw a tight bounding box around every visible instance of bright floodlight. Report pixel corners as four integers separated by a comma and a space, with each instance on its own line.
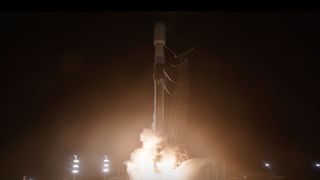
72, 155, 80, 177
264, 162, 271, 168
72, 169, 79, 174
265, 163, 270, 167
315, 163, 320, 167
104, 155, 109, 162
73, 155, 79, 163
103, 155, 110, 174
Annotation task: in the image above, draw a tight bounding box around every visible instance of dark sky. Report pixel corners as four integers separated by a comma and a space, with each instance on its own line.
1, 12, 320, 179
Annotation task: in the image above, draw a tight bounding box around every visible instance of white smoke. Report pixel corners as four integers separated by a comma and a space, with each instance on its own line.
126, 128, 181, 180
125, 128, 210, 180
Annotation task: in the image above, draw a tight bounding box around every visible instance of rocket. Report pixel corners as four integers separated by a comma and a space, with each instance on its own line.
151, 22, 191, 164
152, 22, 166, 133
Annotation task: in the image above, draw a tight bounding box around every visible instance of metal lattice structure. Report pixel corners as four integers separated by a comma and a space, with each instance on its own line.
164, 47, 194, 166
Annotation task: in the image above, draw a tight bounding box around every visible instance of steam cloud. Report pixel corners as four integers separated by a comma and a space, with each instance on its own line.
126, 128, 208, 180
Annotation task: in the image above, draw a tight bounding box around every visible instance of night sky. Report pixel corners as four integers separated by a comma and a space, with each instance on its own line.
1, 12, 320, 179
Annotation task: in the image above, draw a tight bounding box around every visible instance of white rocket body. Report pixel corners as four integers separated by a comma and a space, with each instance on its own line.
152, 22, 166, 133
154, 22, 166, 64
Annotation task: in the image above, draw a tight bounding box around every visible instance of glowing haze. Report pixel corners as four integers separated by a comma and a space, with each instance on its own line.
126, 128, 208, 180
126, 128, 184, 180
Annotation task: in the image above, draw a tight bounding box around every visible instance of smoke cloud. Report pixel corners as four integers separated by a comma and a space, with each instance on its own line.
125, 128, 209, 180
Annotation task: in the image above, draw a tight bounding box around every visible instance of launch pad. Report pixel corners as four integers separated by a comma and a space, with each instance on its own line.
122, 22, 227, 180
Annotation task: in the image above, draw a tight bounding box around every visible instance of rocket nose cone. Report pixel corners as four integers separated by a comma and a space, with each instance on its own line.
154, 22, 166, 44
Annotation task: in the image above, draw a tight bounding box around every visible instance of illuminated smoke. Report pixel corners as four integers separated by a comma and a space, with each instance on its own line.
126, 128, 183, 180
126, 128, 212, 180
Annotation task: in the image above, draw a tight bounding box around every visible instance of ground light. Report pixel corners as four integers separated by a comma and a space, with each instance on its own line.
72, 155, 79, 180
103, 155, 110, 180
263, 162, 272, 169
